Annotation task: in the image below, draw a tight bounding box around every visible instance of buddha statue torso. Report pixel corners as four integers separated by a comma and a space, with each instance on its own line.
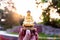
25, 16, 33, 22
23, 12, 34, 26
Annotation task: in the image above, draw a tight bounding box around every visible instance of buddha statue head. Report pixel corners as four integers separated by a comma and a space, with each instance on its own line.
27, 10, 31, 16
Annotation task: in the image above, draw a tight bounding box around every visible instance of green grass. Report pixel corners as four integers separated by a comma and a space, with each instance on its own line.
39, 33, 48, 37
38, 33, 60, 40
9, 32, 18, 35
39, 33, 59, 38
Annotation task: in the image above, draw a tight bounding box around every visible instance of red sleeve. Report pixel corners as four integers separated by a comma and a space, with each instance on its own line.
35, 28, 39, 40
18, 28, 24, 40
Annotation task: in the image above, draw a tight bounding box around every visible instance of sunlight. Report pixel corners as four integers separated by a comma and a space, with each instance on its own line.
12, 0, 43, 22
12, 0, 60, 22
50, 7, 60, 19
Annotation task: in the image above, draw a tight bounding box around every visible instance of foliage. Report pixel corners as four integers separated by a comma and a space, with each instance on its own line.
0, 9, 4, 27
4, 11, 24, 30
0, 8, 24, 30
50, 19, 60, 28
0, 9, 4, 13
52, 0, 60, 8
42, 8, 50, 25
57, 9, 60, 15
42, 11, 60, 28
56, 0, 60, 7
41, 0, 60, 28
41, 0, 47, 3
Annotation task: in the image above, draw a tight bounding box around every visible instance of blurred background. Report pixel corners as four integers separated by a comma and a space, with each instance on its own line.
0, 0, 60, 30
0, 0, 60, 40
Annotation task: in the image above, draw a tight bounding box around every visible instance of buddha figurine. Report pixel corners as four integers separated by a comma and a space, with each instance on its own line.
18, 11, 38, 40
23, 10, 34, 27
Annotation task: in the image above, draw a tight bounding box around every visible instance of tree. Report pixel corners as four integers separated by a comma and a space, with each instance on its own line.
42, 7, 50, 25
57, 9, 60, 16
42, 0, 48, 3
0, 9, 5, 26
52, 0, 60, 8
4, 11, 24, 29
41, 0, 60, 28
